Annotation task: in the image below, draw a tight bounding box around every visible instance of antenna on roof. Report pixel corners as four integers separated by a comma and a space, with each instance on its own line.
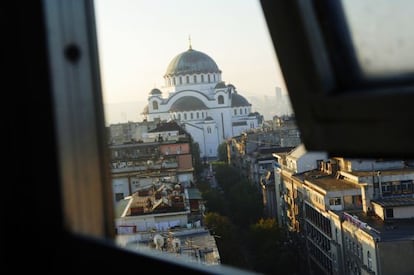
188, 35, 192, 50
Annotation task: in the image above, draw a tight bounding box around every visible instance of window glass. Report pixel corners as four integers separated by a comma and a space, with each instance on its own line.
341, 0, 414, 77
95, 0, 290, 273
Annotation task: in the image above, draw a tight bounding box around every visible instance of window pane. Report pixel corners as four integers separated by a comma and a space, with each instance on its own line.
341, 0, 414, 77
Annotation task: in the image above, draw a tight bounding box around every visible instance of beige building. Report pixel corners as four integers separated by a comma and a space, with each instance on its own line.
276, 144, 414, 275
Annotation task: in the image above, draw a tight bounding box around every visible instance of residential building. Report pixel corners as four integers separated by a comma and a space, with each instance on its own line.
109, 121, 195, 202
276, 144, 414, 275
114, 181, 220, 265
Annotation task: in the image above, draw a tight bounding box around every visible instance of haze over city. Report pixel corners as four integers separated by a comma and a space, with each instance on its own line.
94, 0, 292, 125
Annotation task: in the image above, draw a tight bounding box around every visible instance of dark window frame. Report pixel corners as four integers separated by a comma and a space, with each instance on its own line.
260, 0, 414, 158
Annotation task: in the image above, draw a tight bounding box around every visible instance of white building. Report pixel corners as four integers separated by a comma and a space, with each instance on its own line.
143, 45, 260, 158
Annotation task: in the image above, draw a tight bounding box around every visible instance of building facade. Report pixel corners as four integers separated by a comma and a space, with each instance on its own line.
275, 145, 414, 275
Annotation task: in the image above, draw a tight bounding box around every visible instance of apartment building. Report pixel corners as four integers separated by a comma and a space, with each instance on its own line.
275, 145, 414, 275
109, 121, 195, 202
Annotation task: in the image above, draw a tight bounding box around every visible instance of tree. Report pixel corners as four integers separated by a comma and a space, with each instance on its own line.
190, 141, 203, 176
204, 212, 251, 269
217, 142, 228, 162
247, 218, 300, 274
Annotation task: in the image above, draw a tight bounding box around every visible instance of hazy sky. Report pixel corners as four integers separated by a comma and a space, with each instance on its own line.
94, 0, 287, 107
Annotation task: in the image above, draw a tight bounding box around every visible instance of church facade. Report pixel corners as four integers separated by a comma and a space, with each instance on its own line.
143, 45, 259, 159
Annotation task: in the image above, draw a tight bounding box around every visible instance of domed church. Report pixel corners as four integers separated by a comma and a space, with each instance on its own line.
143, 44, 259, 159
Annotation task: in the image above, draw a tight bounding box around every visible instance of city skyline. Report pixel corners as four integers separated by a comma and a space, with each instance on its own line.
94, 0, 289, 125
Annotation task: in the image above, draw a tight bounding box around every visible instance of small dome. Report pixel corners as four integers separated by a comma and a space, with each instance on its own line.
170, 96, 208, 111
150, 88, 162, 95
165, 48, 221, 76
231, 94, 250, 107
214, 81, 226, 89
227, 84, 236, 90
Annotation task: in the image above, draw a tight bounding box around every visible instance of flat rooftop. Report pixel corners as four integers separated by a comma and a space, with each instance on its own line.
372, 196, 414, 207
346, 168, 414, 177
346, 211, 414, 242
295, 170, 360, 192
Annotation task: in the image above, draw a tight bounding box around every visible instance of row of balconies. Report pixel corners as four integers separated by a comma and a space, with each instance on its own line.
111, 161, 179, 173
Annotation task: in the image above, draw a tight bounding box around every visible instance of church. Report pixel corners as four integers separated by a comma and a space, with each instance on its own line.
142, 44, 260, 159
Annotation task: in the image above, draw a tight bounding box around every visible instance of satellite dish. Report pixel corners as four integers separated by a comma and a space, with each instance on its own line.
153, 234, 164, 250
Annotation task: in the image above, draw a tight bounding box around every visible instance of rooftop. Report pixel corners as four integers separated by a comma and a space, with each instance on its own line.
345, 211, 414, 242
346, 167, 414, 177
123, 227, 221, 265
295, 170, 360, 192
372, 196, 414, 207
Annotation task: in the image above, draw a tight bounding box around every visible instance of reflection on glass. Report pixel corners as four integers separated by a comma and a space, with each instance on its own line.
341, 0, 414, 77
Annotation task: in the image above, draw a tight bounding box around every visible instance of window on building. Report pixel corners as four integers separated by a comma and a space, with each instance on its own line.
115, 193, 124, 201
208, 74, 211, 82
234, 109, 237, 115
367, 251, 372, 269
173, 77, 176, 85
186, 75, 189, 83
179, 76, 182, 84
201, 75, 204, 82
207, 127, 212, 134
152, 101, 158, 110
218, 95, 224, 104
329, 197, 341, 205
184, 113, 187, 120
386, 208, 394, 218
190, 113, 193, 119
402, 180, 413, 194
193, 75, 197, 83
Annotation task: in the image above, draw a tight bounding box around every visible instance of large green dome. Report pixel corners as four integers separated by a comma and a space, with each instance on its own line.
165, 48, 221, 77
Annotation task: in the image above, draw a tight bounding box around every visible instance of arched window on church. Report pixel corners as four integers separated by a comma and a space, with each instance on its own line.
213, 74, 216, 81
207, 127, 211, 134
208, 74, 211, 83
193, 75, 197, 83
196, 112, 199, 119
240, 108, 242, 114
201, 75, 204, 82
152, 101, 158, 110
178, 114, 181, 120
179, 76, 182, 84
173, 77, 176, 85
202, 112, 204, 118
234, 109, 237, 115
218, 95, 224, 104
184, 113, 187, 120
186, 76, 189, 84
190, 113, 193, 120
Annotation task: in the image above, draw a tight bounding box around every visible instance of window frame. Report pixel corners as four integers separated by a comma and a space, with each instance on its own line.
260, 0, 414, 158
